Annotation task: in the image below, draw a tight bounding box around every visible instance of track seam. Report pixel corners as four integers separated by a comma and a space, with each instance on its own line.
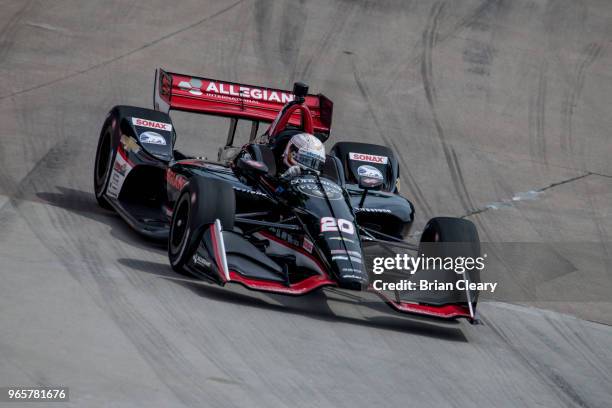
461, 171, 604, 219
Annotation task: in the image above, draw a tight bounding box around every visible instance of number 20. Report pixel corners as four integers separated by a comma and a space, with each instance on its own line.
320, 217, 354, 234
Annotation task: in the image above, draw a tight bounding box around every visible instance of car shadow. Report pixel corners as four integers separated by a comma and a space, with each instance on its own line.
36, 186, 166, 251
36, 186, 468, 341
118, 257, 469, 342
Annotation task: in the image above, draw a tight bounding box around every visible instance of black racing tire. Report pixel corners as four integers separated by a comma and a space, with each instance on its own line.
420, 217, 479, 243
168, 177, 235, 276
418, 217, 481, 281
93, 119, 115, 210
418, 217, 481, 304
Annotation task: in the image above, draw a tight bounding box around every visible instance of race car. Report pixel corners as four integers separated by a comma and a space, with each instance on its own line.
94, 68, 481, 321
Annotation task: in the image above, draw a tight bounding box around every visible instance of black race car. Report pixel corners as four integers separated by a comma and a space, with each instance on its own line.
94, 69, 481, 321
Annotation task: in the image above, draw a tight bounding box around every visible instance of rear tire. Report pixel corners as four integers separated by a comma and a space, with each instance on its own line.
168, 177, 235, 276
93, 119, 115, 210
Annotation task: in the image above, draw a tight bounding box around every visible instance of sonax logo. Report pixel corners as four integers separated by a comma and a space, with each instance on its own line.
132, 117, 173, 132
349, 152, 388, 164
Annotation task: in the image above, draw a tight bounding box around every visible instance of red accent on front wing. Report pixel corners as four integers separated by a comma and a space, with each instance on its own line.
374, 290, 472, 319
227, 273, 470, 316
218, 229, 470, 318
389, 302, 472, 319
229, 271, 335, 295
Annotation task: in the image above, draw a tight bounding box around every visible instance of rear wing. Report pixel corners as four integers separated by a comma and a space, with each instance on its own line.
153, 68, 333, 135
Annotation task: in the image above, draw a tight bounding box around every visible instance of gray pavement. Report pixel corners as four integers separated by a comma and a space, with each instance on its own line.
1, 1, 611, 407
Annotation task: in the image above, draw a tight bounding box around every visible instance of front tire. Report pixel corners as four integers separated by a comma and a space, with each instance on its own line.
168, 177, 235, 276
93, 119, 114, 210
419, 217, 481, 303
419, 217, 480, 248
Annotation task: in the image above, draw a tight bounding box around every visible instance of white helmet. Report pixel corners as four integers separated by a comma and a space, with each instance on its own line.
282, 133, 326, 172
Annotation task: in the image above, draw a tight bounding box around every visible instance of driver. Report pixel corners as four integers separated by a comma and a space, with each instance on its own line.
279, 133, 326, 178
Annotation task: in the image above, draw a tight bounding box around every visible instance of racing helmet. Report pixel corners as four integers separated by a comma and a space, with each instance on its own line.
282, 133, 326, 172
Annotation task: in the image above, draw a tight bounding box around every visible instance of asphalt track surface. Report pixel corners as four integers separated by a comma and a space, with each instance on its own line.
1, 1, 612, 407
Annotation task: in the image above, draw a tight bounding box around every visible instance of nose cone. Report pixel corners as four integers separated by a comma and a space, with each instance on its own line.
330, 254, 369, 290
337, 276, 366, 290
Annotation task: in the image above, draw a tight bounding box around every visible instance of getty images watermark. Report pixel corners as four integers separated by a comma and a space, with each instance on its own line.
370, 252, 498, 293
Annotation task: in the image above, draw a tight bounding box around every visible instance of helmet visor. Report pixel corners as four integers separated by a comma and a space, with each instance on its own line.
296, 150, 325, 172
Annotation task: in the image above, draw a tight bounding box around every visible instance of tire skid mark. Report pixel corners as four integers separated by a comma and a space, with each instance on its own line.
482, 314, 592, 408
385, 0, 505, 94
463, 38, 495, 77
0, 109, 242, 405
528, 60, 548, 161
544, 315, 612, 381
556, 40, 611, 270
0, 0, 35, 192
460, 0, 502, 82
450, 147, 472, 209
0, 105, 233, 407
448, 0, 506, 38
296, 1, 356, 81
278, 0, 307, 81
543, 0, 588, 87
0, 139, 69, 215
0, 0, 246, 101
561, 42, 603, 156
387, 137, 432, 218
219, 4, 249, 83
253, 0, 282, 73
0, 86, 71, 215
70, 244, 229, 408
0, 0, 34, 64
421, 1, 476, 214
456, 0, 505, 241
8, 184, 231, 408
351, 59, 433, 217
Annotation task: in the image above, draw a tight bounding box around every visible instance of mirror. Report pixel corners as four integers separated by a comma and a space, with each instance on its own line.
358, 169, 384, 208
358, 175, 383, 190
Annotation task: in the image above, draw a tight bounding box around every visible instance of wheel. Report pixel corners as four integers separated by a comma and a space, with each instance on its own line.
419, 217, 480, 247
418, 217, 481, 302
93, 119, 115, 210
419, 217, 480, 258
168, 177, 235, 276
